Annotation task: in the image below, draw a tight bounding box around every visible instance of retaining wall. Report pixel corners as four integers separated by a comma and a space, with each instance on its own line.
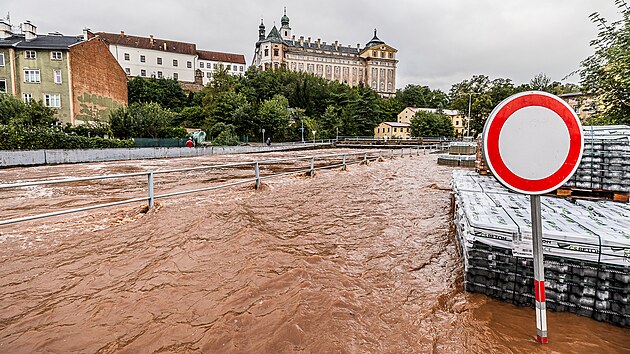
0, 144, 331, 167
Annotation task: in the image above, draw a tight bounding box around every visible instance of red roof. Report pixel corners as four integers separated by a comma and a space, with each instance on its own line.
96, 32, 196, 55
197, 50, 246, 65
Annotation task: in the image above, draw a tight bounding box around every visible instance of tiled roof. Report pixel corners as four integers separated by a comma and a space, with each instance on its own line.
0, 34, 82, 49
96, 32, 196, 55
407, 107, 461, 116
381, 122, 410, 127
197, 50, 246, 64
286, 39, 359, 55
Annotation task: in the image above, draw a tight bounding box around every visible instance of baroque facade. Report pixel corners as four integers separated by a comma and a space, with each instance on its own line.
253, 10, 398, 97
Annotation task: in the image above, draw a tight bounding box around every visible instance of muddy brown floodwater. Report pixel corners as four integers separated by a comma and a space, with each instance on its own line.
0, 149, 628, 353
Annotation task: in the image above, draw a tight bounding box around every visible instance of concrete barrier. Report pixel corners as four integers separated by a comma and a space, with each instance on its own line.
0, 143, 334, 167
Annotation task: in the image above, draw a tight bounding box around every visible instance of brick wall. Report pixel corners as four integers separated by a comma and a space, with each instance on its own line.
69, 37, 128, 124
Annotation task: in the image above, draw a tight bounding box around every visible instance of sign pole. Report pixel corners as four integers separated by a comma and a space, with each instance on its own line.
530, 195, 548, 344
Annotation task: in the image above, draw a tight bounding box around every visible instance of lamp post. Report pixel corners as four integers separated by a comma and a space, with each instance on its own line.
300, 120, 305, 143
312, 130, 316, 144
336, 127, 339, 141
262, 128, 265, 144
465, 92, 481, 138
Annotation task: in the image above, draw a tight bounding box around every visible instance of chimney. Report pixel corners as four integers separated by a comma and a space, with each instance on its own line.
120, 30, 125, 37
292, 34, 295, 42
163, 42, 167, 50
22, 20, 36, 41
82, 27, 91, 41
357, 43, 360, 48
317, 38, 321, 49
150, 35, 154, 45
299, 36, 304, 46
322, 41, 327, 48
307, 37, 311, 47
334, 40, 338, 50
0, 19, 12, 39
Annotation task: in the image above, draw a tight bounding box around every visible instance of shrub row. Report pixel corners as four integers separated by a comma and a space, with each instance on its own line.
0, 125, 133, 150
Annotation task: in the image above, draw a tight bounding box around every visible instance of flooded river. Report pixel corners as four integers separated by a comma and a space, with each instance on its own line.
0, 150, 627, 353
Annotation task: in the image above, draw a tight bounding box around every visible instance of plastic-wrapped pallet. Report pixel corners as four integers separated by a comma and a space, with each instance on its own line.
452, 170, 630, 327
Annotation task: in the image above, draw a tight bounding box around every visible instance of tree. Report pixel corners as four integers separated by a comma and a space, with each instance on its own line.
0, 94, 58, 127
127, 77, 188, 112
396, 84, 448, 109
529, 73, 552, 91
109, 102, 177, 139
258, 94, 291, 140
409, 111, 454, 137
579, 0, 630, 125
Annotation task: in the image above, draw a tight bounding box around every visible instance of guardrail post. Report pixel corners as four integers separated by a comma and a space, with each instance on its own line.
310, 157, 315, 177
255, 161, 260, 189
363, 152, 367, 164
401, 148, 404, 158
390, 149, 394, 159
342, 155, 347, 171
147, 171, 154, 208
416, 146, 419, 156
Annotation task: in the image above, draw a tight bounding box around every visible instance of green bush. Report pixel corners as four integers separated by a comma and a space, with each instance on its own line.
0, 125, 133, 150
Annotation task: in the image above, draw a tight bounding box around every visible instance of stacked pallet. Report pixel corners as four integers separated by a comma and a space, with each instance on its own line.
437, 142, 477, 167
452, 170, 630, 327
564, 125, 630, 198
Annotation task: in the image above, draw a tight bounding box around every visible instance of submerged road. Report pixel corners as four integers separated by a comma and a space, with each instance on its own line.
0, 150, 628, 353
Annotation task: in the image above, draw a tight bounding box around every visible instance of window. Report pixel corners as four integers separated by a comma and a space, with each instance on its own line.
206, 72, 211, 78
273, 49, 279, 56
140, 55, 146, 63
200, 62, 204, 68
264, 49, 269, 57
388, 52, 393, 59
372, 51, 377, 56
157, 71, 162, 78
141, 69, 146, 77
173, 59, 178, 67
387, 128, 390, 133
124, 53, 130, 61
54, 70, 62, 83
24, 69, 40, 83
394, 128, 397, 133
23, 93, 32, 102
157, 57, 162, 65
380, 52, 385, 58
240, 66, 244, 72
44, 93, 61, 108
25, 50, 36, 59
173, 72, 178, 80
51, 51, 62, 60
0, 53, 4, 66
187, 61, 192, 68
125, 68, 131, 75
0, 79, 5, 92
233, 65, 237, 71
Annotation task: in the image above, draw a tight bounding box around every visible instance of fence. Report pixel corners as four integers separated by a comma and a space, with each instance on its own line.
0, 146, 438, 227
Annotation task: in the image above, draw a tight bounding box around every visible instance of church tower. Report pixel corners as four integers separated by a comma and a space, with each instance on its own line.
258, 19, 266, 41
280, 7, 291, 40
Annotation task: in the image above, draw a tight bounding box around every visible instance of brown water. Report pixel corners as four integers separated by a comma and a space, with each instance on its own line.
0, 150, 628, 353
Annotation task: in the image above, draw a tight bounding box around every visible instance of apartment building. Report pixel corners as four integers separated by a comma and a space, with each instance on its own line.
398, 107, 466, 136
0, 19, 127, 125
95, 31, 246, 86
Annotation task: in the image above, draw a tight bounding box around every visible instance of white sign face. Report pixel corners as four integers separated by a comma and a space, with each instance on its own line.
483, 91, 584, 195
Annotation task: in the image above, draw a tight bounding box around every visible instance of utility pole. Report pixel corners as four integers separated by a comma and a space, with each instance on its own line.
466, 92, 481, 138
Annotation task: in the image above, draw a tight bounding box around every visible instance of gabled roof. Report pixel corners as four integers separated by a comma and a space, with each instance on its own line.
96, 32, 196, 55
197, 50, 246, 64
0, 34, 82, 49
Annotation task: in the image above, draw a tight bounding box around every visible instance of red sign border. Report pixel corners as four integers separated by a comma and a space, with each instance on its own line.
483, 91, 584, 195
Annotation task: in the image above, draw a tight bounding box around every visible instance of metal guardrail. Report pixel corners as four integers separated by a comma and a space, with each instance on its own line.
0, 146, 440, 227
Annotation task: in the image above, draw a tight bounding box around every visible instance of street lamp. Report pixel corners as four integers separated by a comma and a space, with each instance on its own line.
336, 127, 339, 141
465, 92, 481, 138
312, 130, 316, 144
262, 128, 265, 144
300, 120, 305, 143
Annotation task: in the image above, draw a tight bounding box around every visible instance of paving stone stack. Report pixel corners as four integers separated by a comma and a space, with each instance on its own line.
564, 125, 630, 193
437, 142, 477, 167
452, 170, 630, 327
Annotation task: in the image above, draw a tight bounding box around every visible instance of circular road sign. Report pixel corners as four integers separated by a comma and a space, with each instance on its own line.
483, 91, 584, 195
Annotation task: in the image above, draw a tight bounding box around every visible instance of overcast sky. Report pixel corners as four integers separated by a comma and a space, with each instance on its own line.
3, 0, 622, 92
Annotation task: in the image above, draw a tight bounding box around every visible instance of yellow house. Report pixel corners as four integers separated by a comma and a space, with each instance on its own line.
397, 107, 466, 136
374, 122, 411, 139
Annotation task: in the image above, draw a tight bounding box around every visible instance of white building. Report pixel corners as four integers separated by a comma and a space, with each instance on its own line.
94, 31, 245, 85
